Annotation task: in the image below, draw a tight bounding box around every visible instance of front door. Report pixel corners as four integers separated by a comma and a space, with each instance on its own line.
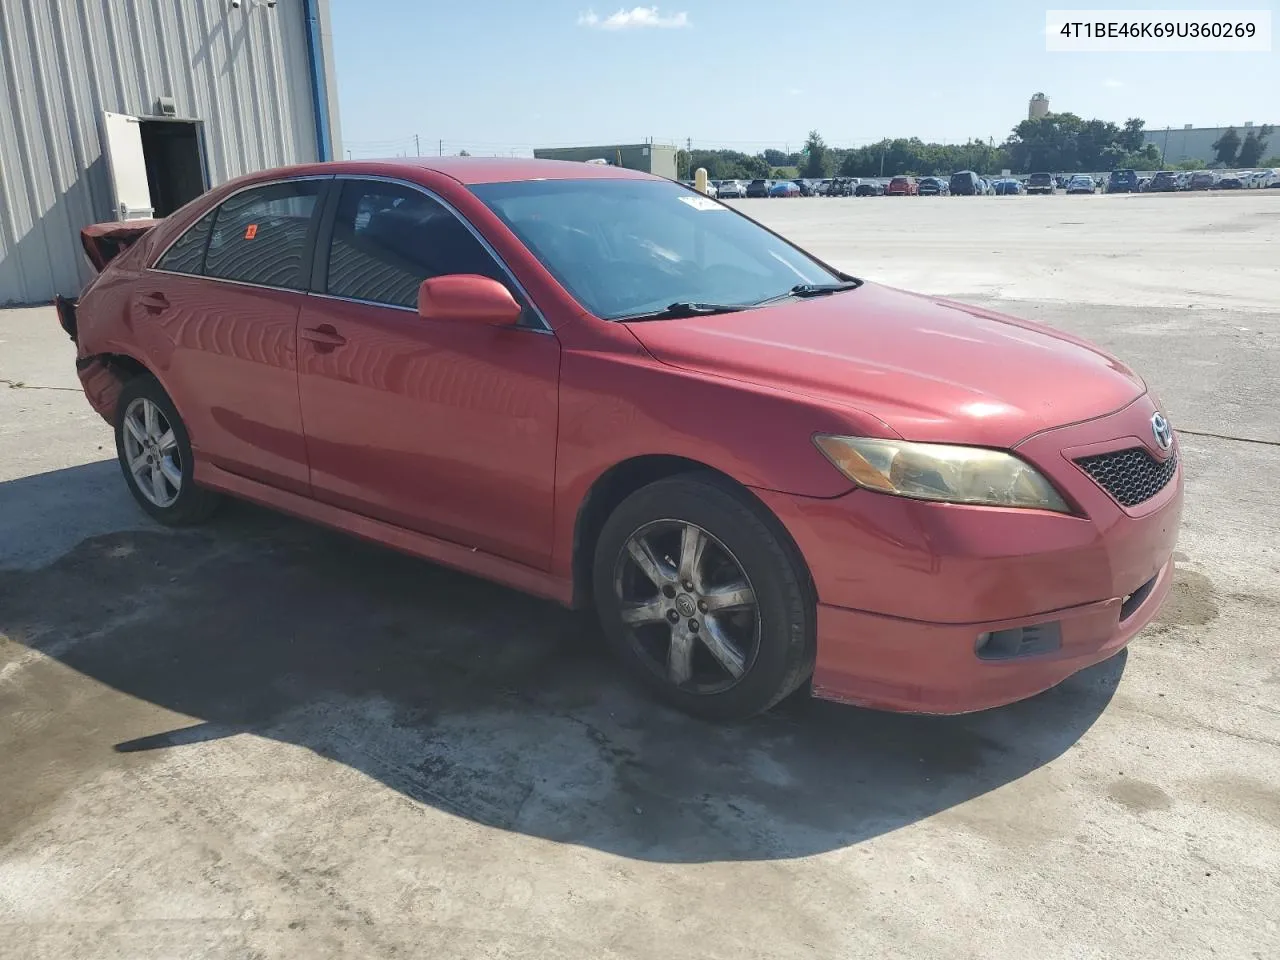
297, 179, 560, 569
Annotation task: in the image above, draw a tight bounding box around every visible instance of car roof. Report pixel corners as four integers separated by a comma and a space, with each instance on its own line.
234, 157, 659, 187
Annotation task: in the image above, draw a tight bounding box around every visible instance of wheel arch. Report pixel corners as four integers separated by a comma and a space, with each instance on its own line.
570, 454, 814, 610
74, 350, 156, 424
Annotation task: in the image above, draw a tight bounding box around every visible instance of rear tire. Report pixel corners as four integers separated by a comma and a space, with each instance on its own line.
592, 473, 815, 720
114, 375, 222, 526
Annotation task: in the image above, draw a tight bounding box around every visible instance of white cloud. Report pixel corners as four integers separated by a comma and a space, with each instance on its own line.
1104, 78, 1123, 88
578, 6, 690, 29
788, 87, 802, 96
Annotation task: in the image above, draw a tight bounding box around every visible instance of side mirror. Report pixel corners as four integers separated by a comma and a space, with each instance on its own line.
417, 275, 522, 326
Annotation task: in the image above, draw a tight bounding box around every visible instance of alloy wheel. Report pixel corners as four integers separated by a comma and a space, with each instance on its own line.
121, 397, 183, 508
612, 519, 760, 694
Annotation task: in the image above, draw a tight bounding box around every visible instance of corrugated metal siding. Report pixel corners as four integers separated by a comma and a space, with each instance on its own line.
0, 0, 321, 305
1143, 125, 1278, 165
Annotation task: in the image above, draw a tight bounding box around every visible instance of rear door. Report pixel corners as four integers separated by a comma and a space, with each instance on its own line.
101, 112, 154, 221
296, 177, 560, 568
144, 178, 327, 494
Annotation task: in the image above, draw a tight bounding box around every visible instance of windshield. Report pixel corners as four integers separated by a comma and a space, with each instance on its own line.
470, 179, 843, 320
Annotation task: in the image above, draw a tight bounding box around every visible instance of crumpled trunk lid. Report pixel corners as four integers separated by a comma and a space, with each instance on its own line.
80, 219, 160, 272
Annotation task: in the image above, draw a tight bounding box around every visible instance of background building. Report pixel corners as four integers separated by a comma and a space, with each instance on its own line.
0, 0, 342, 306
533, 143, 678, 180
1144, 122, 1276, 165
1028, 93, 1051, 121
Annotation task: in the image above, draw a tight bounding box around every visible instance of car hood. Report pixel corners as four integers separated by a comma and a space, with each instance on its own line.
623, 282, 1146, 447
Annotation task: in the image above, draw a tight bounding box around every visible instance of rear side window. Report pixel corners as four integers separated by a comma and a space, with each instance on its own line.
156, 210, 215, 275
325, 180, 512, 309
204, 180, 322, 289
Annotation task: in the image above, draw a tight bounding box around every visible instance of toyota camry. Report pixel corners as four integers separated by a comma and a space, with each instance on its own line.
57, 158, 1182, 720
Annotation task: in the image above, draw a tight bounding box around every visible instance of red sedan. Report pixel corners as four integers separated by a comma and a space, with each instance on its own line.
59, 159, 1182, 720
886, 176, 919, 196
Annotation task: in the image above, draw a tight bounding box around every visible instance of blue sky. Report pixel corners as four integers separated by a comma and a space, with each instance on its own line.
330, 1, 1278, 158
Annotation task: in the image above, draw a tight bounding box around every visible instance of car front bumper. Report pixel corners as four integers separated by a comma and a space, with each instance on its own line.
752, 394, 1183, 714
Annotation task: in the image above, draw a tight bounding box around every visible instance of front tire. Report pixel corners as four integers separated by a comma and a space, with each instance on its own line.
114, 375, 222, 526
593, 474, 815, 720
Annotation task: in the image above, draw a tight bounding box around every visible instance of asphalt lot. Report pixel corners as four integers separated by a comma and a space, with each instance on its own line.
2, 191, 1278, 960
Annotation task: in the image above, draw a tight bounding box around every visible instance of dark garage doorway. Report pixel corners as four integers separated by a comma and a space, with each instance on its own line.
138, 119, 207, 217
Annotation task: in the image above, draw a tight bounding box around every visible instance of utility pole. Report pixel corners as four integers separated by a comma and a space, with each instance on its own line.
438, 139, 443, 157
879, 141, 886, 177
345, 149, 352, 160
414, 134, 420, 157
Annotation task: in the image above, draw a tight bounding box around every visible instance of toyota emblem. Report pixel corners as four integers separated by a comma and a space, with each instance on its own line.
1151, 412, 1173, 451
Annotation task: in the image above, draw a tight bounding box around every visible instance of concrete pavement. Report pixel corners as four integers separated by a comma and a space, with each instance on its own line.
2, 192, 1277, 960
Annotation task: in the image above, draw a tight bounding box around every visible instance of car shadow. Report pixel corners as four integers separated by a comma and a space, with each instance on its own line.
0, 462, 1126, 863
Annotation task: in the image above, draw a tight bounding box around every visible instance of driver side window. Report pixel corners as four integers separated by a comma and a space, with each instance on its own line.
325, 180, 520, 314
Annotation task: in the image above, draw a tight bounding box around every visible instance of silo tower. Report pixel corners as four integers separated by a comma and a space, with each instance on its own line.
1029, 92, 1050, 121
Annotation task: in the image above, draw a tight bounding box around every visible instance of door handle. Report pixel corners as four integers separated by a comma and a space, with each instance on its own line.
137, 292, 169, 311
300, 325, 347, 348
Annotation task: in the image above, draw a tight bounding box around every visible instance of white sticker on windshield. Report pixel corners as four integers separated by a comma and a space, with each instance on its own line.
678, 195, 724, 211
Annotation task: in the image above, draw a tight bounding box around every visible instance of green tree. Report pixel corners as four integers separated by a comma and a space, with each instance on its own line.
1121, 145, 1162, 169
1237, 125, 1273, 167
800, 130, 831, 178
1076, 119, 1121, 170
1175, 158, 1206, 171
1005, 112, 1084, 172
1263, 155, 1280, 167
743, 154, 771, 179
1118, 118, 1147, 152
458, 149, 471, 157
1212, 127, 1241, 166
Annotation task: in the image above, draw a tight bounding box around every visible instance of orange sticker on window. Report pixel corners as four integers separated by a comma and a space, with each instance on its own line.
244, 224, 258, 240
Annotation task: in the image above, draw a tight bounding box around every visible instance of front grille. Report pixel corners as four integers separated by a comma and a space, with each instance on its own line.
1076, 447, 1178, 508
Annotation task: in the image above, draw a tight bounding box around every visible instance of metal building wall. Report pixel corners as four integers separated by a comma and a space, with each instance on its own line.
0, 0, 338, 305
1143, 124, 1276, 164
533, 144, 676, 177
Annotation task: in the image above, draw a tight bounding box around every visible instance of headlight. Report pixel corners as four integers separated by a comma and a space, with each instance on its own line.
813, 435, 1070, 513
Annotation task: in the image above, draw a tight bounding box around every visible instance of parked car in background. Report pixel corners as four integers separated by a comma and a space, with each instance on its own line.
791, 179, 818, 197
1147, 171, 1179, 192
717, 179, 747, 199
829, 177, 858, 197
917, 177, 949, 196
948, 171, 982, 196
769, 181, 801, 197
994, 178, 1025, 195
61, 156, 1183, 721
854, 180, 884, 197
1187, 171, 1218, 190
1258, 169, 1280, 188
1027, 172, 1055, 195
1215, 171, 1248, 189
746, 179, 771, 198
1066, 174, 1097, 194
1107, 169, 1139, 194
1054, 175, 1069, 190
886, 176, 918, 196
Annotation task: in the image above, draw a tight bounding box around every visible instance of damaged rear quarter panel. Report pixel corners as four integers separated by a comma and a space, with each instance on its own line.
75, 356, 128, 423
73, 255, 163, 425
